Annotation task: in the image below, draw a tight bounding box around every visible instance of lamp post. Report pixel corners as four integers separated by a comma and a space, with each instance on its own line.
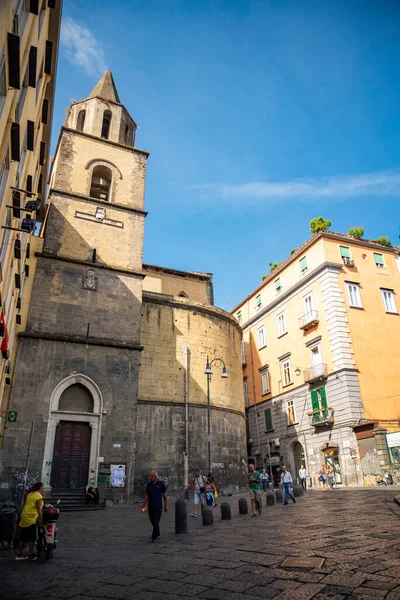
204, 356, 228, 474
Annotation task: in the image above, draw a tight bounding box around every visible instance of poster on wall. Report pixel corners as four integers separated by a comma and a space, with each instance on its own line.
110, 464, 126, 488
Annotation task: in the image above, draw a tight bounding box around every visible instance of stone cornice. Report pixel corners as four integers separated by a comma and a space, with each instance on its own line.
242, 261, 343, 330
142, 291, 242, 332
137, 398, 245, 418
35, 251, 146, 279
48, 188, 148, 217
61, 127, 150, 157
19, 332, 144, 351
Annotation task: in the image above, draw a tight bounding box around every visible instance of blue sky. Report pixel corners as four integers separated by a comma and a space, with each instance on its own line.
53, 0, 400, 310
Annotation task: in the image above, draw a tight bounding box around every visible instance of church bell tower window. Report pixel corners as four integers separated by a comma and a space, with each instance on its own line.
76, 109, 86, 132
101, 110, 112, 139
90, 165, 111, 201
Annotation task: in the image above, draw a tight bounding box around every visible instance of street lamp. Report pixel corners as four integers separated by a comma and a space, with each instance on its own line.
204, 356, 228, 473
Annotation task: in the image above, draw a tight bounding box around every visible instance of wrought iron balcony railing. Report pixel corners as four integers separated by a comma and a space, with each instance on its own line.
299, 310, 319, 331
303, 363, 328, 383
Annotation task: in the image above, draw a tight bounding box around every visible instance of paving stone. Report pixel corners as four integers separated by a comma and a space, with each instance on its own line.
212, 580, 256, 593
273, 583, 325, 600
84, 586, 133, 599
269, 579, 303, 590
164, 583, 208, 597
243, 585, 281, 597
361, 578, 398, 591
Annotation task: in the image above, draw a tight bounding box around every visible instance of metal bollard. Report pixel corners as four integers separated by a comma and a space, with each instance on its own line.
202, 505, 214, 526
293, 484, 303, 498
275, 488, 283, 503
267, 489, 275, 505
238, 497, 248, 514
175, 498, 187, 534
221, 501, 231, 520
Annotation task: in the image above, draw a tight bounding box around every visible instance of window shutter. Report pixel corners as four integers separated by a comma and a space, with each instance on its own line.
28, 46, 37, 87
26, 174, 33, 197
310, 390, 319, 423
29, 0, 39, 14
41, 98, 49, 123
27, 120, 34, 151
44, 40, 53, 75
11, 123, 20, 161
374, 253, 384, 266
340, 246, 350, 259
275, 278, 281, 290
39, 141, 45, 165
300, 257, 307, 271
256, 295, 261, 306
264, 408, 273, 431
7, 34, 20, 89
320, 386, 329, 419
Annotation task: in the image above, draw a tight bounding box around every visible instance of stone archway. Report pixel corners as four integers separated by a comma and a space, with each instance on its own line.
292, 441, 305, 481
41, 374, 103, 490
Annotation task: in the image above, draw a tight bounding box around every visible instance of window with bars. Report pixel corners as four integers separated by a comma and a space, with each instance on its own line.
277, 311, 287, 336
257, 325, 266, 349
260, 367, 270, 395
346, 282, 363, 308
374, 253, 385, 268
381, 289, 398, 314
299, 256, 307, 272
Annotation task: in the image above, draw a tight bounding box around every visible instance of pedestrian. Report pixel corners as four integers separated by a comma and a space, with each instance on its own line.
86, 485, 99, 505
15, 481, 44, 561
298, 464, 307, 491
190, 469, 207, 518
280, 465, 296, 505
260, 468, 269, 492
326, 466, 334, 491
141, 471, 168, 543
318, 466, 327, 490
248, 463, 262, 517
207, 472, 218, 505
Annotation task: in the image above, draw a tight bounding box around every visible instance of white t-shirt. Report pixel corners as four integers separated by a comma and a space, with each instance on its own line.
299, 468, 307, 479
260, 472, 269, 480
281, 471, 293, 484
193, 475, 206, 493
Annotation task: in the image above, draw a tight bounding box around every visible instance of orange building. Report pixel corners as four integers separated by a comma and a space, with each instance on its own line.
233, 231, 400, 485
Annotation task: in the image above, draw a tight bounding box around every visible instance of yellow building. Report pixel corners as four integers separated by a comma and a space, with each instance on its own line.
0, 0, 62, 442
233, 230, 400, 485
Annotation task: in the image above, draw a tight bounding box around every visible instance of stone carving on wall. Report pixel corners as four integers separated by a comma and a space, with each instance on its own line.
82, 268, 97, 291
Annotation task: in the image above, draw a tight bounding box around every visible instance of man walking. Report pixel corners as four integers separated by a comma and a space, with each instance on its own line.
260, 468, 269, 492
248, 463, 262, 516
141, 471, 168, 543
190, 469, 207, 518
299, 464, 307, 491
280, 465, 296, 505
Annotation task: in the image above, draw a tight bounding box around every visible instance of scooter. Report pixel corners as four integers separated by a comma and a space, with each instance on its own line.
37, 502, 60, 561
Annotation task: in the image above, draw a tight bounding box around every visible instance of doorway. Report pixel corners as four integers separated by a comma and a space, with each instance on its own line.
324, 447, 342, 484
293, 441, 305, 482
50, 421, 92, 490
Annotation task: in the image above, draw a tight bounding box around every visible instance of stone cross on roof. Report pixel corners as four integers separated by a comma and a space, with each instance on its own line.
87, 70, 120, 104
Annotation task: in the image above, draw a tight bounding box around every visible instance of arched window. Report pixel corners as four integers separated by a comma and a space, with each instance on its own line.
90, 165, 112, 201
76, 109, 86, 132
58, 383, 94, 413
101, 110, 112, 139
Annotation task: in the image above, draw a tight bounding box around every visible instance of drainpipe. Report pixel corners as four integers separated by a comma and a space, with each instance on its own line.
183, 344, 190, 494
249, 333, 261, 462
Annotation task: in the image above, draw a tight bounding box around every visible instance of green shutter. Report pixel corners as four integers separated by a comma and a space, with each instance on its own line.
340, 246, 350, 259
374, 253, 384, 266
275, 278, 281, 291
310, 390, 320, 424
300, 257, 307, 271
320, 386, 329, 419
256, 295, 261, 306
264, 408, 273, 431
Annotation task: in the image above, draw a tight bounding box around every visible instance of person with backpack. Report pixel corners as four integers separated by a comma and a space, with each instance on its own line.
190, 469, 207, 518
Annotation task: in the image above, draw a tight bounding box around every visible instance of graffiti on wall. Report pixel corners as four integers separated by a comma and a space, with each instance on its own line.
8, 471, 40, 504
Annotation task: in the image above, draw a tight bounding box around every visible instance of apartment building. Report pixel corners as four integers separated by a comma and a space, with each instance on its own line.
0, 0, 62, 443
234, 230, 400, 485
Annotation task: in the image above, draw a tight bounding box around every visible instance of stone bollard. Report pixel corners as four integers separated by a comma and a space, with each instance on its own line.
268, 482, 274, 490
238, 498, 248, 515
175, 498, 187, 534
221, 501, 231, 520
267, 489, 275, 505
275, 488, 283, 503
202, 506, 214, 526
293, 484, 303, 498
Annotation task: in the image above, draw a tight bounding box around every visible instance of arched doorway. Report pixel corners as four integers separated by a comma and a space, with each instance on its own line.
293, 441, 305, 480
42, 375, 103, 491
323, 446, 342, 485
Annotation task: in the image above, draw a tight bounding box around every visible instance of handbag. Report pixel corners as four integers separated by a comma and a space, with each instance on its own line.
318, 474, 325, 482
214, 490, 218, 498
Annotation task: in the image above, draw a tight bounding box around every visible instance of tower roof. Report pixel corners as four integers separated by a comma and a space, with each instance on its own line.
87, 70, 120, 103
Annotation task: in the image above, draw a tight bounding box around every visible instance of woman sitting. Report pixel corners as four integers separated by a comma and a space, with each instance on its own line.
86, 485, 99, 506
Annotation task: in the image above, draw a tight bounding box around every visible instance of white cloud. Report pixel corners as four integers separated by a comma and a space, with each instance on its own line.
61, 17, 107, 78
196, 170, 400, 204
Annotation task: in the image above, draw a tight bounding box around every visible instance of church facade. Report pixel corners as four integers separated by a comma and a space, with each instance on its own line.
0, 72, 247, 503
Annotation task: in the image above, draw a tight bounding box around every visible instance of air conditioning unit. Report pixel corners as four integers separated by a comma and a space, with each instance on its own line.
272, 438, 280, 446
343, 257, 355, 267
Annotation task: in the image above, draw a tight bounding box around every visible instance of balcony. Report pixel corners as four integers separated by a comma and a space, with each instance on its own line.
307, 407, 335, 427
299, 310, 319, 331
303, 363, 328, 384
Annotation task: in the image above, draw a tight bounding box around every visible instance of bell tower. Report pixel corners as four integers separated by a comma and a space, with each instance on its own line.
3, 72, 149, 503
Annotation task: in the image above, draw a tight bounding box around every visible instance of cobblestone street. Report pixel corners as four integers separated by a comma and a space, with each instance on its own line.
2, 488, 400, 600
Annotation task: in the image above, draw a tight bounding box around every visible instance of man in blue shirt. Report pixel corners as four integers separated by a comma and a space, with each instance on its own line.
141, 471, 168, 543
